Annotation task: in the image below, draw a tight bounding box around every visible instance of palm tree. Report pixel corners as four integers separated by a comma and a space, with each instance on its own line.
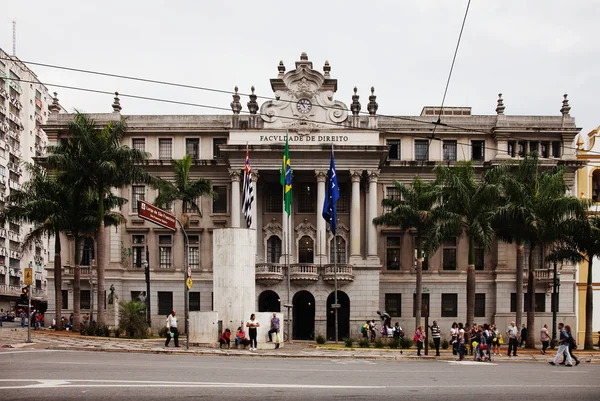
151, 153, 212, 222
433, 161, 499, 328
373, 177, 443, 330
0, 164, 70, 330
47, 113, 149, 326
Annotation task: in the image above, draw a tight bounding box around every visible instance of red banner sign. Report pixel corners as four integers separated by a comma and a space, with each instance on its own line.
137, 200, 176, 231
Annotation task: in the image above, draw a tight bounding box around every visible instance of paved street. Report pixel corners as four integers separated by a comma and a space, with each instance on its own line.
0, 349, 598, 400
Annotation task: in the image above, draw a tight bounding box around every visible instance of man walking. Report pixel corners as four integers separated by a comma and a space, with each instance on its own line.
165, 310, 180, 348
549, 323, 573, 366
430, 320, 441, 356
540, 324, 550, 354
267, 312, 281, 349
506, 321, 519, 356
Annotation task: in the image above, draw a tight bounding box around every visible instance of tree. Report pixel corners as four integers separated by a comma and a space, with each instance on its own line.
373, 177, 443, 330
0, 164, 70, 330
47, 113, 149, 326
548, 212, 600, 350
118, 300, 148, 338
433, 161, 500, 328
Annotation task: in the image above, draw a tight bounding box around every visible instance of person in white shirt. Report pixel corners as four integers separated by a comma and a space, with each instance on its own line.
246, 313, 260, 351
506, 321, 519, 356
540, 324, 550, 354
165, 310, 180, 348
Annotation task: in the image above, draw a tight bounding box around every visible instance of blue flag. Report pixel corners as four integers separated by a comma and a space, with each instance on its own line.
322, 148, 340, 234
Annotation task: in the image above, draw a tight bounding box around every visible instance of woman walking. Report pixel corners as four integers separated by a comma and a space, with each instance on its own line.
414, 325, 425, 356
246, 313, 260, 351
450, 322, 458, 356
560, 325, 580, 366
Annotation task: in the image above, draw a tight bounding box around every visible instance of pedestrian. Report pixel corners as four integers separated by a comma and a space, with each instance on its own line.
540, 324, 550, 354
267, 312, 281, 349
235, 326, 250, 348
430, 320, 441, 356
450, 322, 458, 356
164, 310, 180, 348
520, 324, 527, 347
246, 313, 260, 351
219, 328, 231, 349
506, 321, 519, 356
458, 322, 466, 361
559, 325, 580, 366
369, 319, 377, 341
361, 320, 369, 339
19, 310, 25, 328
392, 322, 403, 340
483, 324, 493, 362
549, 322, 573, 366
414, 325, 425, 356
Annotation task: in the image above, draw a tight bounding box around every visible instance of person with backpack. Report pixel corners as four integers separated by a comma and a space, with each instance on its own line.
361, 321, 369, 339
393, 322, 403, 340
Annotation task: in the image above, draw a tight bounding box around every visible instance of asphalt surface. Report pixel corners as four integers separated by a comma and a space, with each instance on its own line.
0, 349, 598, 400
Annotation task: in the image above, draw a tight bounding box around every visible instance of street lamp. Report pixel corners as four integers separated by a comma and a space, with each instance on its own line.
551, 262, 561, 348
143, 246, 151, 327
89, 259, 95, 324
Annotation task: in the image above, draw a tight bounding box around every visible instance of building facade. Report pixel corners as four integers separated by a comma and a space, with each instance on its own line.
44, 53, 582, 340
0, 49, 51, 313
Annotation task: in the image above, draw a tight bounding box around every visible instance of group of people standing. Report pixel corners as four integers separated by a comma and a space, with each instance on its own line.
218, 313, 281, 351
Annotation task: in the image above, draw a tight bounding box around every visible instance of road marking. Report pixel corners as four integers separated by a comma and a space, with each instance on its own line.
446, 361, 497, 366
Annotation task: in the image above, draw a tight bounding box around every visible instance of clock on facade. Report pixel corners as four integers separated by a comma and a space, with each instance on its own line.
296, 98, 312, 114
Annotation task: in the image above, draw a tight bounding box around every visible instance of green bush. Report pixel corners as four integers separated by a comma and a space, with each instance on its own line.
400, 337, 413, 349
118, 300, 149, 338
374, 339, 384, 348
429, 340, 435, 350
389, 339, 400, 349
441, 339, 449, 349
113, 328, 121, 338
315, 334, 326, 344
158, 326, 168, 338
359, 338, 370, 348
344, 337, 353, 348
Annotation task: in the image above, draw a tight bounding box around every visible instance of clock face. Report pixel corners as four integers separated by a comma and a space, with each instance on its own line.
297, 98, 312, 114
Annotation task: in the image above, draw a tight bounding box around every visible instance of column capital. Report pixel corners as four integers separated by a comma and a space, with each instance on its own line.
251, 170, 260, 182
350, 170, 363, 182
315, 170, 327, 182
228, 169, 241, 182
367, 169, 380, 182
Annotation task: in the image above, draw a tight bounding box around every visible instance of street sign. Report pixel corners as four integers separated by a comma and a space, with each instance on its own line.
186, 277, 193, 290
331, 303, 341, 308
137, 200, 177, 231
187, 266, 192, 278
24, 268, 32, 285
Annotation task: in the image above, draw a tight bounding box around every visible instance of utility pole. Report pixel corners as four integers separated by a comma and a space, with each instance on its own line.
27, 285, 31, 343
144, 246, 151, 327
551, 262, 560, 348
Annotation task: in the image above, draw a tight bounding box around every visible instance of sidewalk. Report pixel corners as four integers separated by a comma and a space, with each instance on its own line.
2, 326, 599, 363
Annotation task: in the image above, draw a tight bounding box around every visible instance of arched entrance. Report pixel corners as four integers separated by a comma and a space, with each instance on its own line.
292, 290, 315, 340
258, 290, 281, 312
326, 291, 350, 341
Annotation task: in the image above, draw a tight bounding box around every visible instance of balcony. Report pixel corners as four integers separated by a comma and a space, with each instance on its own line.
8, 80, 22, 95
8, 179, 21, 191
290, 263, 319, 282
524, 268, 554, 283
32, 287, 45, 297
34, 255, 44, 265
9, 250, 22, 260
0, 228, 5, 238
322, 264, 354, 284
8, 230, 21, 242
0, 123, 7, 135
35, 98, 43, 109
0, 284, 22, 296
255, 263, 284, 285
0, 104, 5, 116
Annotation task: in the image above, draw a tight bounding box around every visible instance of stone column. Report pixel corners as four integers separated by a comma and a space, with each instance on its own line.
229, 169, 241, 228
367, 170, 380, 260
315, 170, 327, 264
251, 171, 259, 230
350, 170, 362, 263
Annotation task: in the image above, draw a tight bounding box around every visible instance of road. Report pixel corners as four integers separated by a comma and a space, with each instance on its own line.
0, 349, 598, 400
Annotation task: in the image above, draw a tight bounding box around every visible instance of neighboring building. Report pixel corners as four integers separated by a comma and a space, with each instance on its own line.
43, 53, 583, 340
0, 48, 52, 313
575, 127, 600, 346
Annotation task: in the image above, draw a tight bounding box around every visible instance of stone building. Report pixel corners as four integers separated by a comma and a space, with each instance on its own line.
43, 53, 582, 340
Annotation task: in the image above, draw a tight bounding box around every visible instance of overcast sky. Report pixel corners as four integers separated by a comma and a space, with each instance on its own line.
3, 0, 599, 137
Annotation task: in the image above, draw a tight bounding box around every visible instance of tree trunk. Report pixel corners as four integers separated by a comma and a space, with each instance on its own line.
73, 236, 81, 331
585, 257, 594, 350
466, 236, 475, 328
96, 194, 106, 326
53, 231, 62, 331
526, 245, 536, 348
515, 242, 524, 328
415, 239, 423, 331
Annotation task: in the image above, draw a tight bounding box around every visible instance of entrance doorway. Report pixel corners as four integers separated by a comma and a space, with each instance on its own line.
258, 290, 281, 312
326, 291, 350, 341
292, 290, 315, 340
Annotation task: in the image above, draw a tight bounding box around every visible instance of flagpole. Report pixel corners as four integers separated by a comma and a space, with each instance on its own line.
334, 232, 338, 344
287, 212, 292, 344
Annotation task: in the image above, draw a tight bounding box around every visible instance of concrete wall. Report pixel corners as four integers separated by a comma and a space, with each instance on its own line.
189, 311, 219, 344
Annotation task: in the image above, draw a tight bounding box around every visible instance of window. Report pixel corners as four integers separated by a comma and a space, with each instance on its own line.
188, 235, 200, 270
213, 138, 227, 158
386, 237, 401, 270
475, 293, 486, 317
132, 185, 145, 213
183, 197, 201, 214
186, 138, 199, 160
387, 139, 400, 160
267, 236, 282, 263
337, 184, 349, 213
443, 140, 457, 161
474, 244, 484, 270
159, 235, 172, 269
297, 184, 316, 213
80, 290, 91, 309
414, 140, 429, 161
529, 141, 539, 155
441, 293, 458, 317
298, 235, 314, 264
158, 292, 173, 315
413, 248, 429, 271
385, 293, 402, 317
80, 238, 95, 266
524, 244, 545, 271
330, 236, 347, 264
507, 141, 516, 157
540, 142, 549, 158
413, 293, 430, 317
212, 186, 228, 213
159, 139, 172, 159
132, 235, 146, 268
62, 290, 68, 309
264, 184, 282, 213
132, 138, 145, 152
552, 141, 561, 158
189, 292, 200, 311
518, 141, 527, 157
384, 185, 402, 213
471, 140, 485, 161
442, 238, 457, 270
511, 293, 546, 312
131, 291, 144, 302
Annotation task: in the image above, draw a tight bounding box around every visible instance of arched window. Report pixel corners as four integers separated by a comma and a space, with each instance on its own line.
329, 236, 346, 264
80, 238, 95, 266
267, 236, 282, 263
298, 235, 314, 264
